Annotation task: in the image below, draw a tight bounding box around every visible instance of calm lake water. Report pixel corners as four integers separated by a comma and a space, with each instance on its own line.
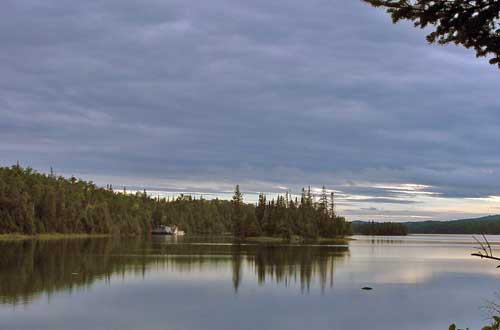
1, 235, 499, 330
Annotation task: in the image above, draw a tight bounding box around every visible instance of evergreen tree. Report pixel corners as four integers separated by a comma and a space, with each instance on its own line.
256, 193, 266, 231
363, 0, 500, 68
329, 192, 336, 219
231, 185, 245, 239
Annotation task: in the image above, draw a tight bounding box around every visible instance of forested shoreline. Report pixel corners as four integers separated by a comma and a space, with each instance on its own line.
406, 215, 500, 235
353, 216, 500, 236
0, 165, 351, 239
351, 221, 408, 236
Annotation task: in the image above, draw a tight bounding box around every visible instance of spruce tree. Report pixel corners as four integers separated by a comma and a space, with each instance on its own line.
256, 193, 266, 233
231, 185, 245, 239
363, 0, 500, 68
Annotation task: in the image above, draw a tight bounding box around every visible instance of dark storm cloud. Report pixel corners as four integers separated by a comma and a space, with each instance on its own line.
1, 0, 500, 208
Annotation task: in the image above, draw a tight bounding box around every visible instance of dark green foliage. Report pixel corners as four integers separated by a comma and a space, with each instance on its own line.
0, 165, 152, 235
231, 185, 255, 239
152, 194, 234, 235
352, 221, 408, 235
483, 316, 500, 330
449, 315, 500, 330
252, 187, 351, 240
0, 165, 351, 238
363, 0, 500, 68
406, 215, 500, 234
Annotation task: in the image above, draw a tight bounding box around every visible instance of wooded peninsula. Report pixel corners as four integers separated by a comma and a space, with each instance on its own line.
0, 165, 350, 239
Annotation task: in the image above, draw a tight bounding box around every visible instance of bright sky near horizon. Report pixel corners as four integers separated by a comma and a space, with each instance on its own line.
1, 0, 500, 221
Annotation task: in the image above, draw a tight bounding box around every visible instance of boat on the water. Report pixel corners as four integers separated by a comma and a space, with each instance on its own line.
151, 225, 185, 236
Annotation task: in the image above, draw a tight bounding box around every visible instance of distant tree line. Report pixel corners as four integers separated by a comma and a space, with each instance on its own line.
353, 215, 500, 236
0, 165, 351, 239
351, 221, 408, 236
406, 216, 500, 235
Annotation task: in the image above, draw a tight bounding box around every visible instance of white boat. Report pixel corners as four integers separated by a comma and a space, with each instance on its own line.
152, 225, 184, 235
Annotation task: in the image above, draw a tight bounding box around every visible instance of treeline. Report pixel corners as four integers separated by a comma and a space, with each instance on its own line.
0, 165, 155, 235
231, 185, 350, 239
0, 165, 350, 239
352, 215, 500, 235
351, 221, 408, 236
406, 215, 500, 234
0, 165, 236, 235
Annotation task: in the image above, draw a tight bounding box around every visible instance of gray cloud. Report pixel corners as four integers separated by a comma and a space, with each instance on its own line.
343, 198, 420, 205
1, 0, 500, 220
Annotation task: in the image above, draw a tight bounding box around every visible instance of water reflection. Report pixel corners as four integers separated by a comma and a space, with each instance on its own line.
248, 244, 347, 291
0, 238, 145, 305
0, 237, 349, 305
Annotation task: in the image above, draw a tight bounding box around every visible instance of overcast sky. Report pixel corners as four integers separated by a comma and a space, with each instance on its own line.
2, 0, 500, 221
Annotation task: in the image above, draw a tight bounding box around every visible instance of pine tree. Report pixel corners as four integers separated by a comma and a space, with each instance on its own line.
319, 186, 328, 216
329, 192, 336, 219
256, 193, 266, 232
231, 185, 245, 239
363, 0, 500, 69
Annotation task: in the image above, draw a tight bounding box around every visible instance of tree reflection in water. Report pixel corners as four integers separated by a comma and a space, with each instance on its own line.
0, 237, 349, 305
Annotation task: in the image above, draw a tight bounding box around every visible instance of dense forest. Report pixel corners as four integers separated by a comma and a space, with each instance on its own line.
405, 215, 500, 235
0, 165, 350, 239
351, 221, 408, 236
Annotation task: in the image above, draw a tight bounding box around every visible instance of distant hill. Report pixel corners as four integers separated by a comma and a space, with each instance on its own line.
354, 215, 500, 235
404, 215, 500, 234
